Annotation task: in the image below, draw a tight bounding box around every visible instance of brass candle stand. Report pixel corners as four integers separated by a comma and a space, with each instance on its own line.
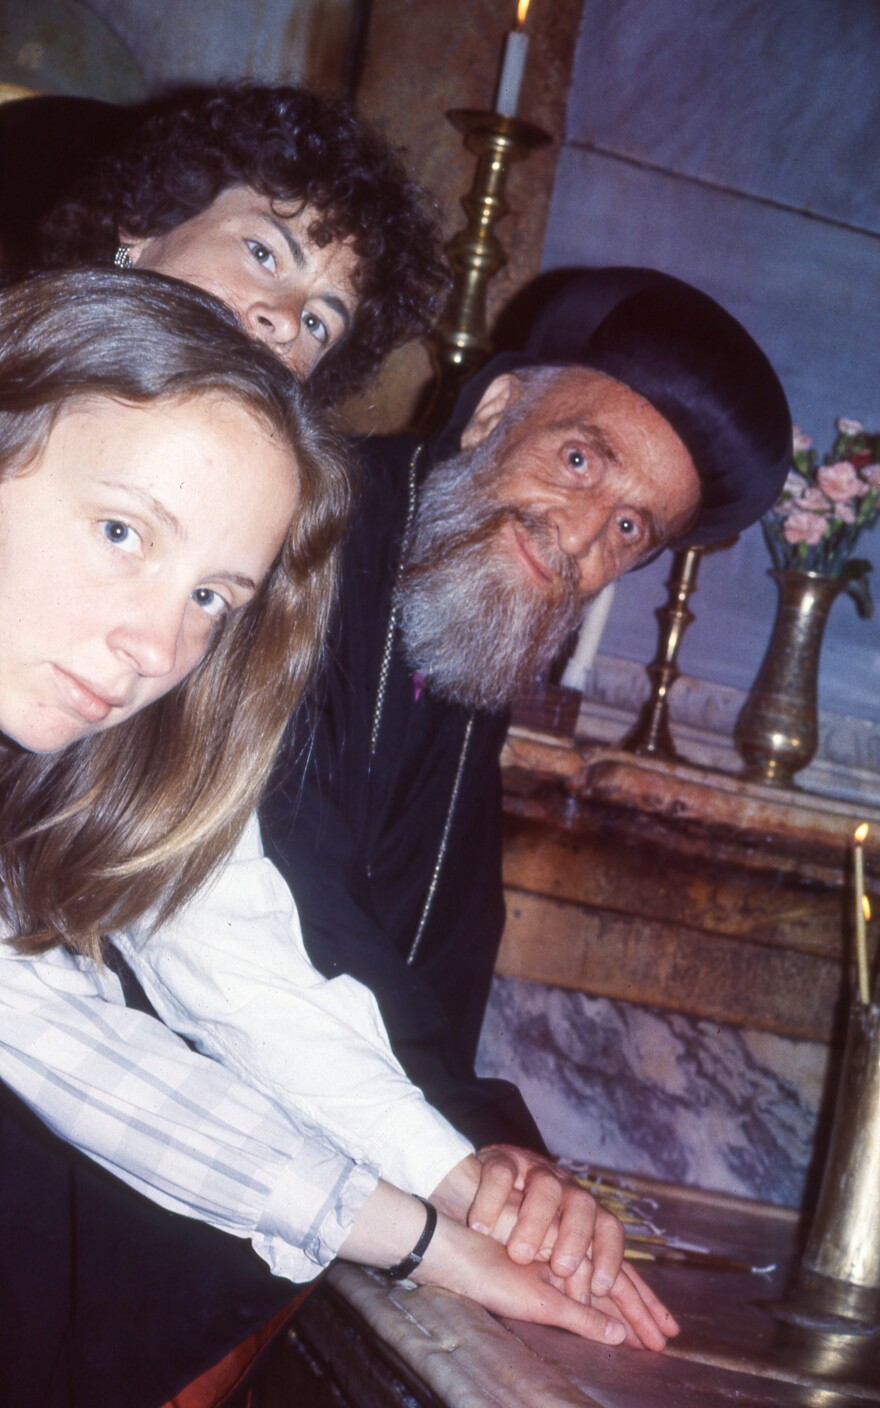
419, 108, 551, 430
802, 992, 880, 1291
622, 547, 704, 758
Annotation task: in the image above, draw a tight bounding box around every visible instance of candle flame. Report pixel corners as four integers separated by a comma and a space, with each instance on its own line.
516, 0, 531, 30
855, 822, 869, 844
864, 895, 872, 922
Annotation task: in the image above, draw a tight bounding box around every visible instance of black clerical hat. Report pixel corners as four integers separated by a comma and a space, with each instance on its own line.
442, 268, 792, 549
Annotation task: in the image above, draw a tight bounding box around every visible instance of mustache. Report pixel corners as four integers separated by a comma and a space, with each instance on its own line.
402, 502, 582, 596
396, 460, 591, 712
504, 506, 582, 592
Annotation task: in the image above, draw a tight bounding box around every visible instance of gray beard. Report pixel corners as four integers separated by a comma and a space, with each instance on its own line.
395, 442, 589, 712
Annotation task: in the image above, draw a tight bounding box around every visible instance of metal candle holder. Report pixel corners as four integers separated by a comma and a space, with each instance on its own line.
622, 547, 704, 758
419, 108, 551, 430
802, 996, 880, 1289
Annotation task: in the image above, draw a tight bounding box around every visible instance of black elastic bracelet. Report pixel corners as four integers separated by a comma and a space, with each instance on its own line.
385, 1196, 438, 1280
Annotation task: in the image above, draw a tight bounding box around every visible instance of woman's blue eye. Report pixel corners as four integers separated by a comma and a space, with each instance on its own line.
247, 240, 275, 269
192, 587, 228, 618
102, 520, 138, 551
302, 310, 328, 345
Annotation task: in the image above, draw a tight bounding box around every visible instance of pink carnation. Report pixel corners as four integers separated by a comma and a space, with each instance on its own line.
836, 417, 865, 436
777, 486, 829, 517
782, 470, 807, 497
833, 501, 856, 524
782, 509, 829, 546
792, 427, 813, 453
818, 460, 871, 501
861, 464, 880, 489
801, 487, 832, 512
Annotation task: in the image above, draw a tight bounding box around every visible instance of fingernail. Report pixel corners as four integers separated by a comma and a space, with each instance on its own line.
556, 1255, 578, 1274
512, 1241, 536, 1261
471, 1221, 489, 1235
592, 1273, 613, 1296
604, 1321, 626, 1344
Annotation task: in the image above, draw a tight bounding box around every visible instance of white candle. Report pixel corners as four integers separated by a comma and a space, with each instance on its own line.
854, 823, 870, 1005
561, 584, 616, 691
494, 0, 532, 117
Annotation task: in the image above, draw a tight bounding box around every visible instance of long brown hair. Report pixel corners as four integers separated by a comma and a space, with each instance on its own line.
0, 269, 351, 958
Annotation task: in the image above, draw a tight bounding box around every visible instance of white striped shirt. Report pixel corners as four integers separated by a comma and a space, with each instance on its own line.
0, 817, 472, 1283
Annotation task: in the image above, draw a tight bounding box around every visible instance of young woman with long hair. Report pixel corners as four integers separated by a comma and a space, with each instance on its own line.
0, 270, 677, 1408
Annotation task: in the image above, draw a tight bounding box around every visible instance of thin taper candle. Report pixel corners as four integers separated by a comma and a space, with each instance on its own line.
854, 822, 870, 1004
494, 0, 531, 117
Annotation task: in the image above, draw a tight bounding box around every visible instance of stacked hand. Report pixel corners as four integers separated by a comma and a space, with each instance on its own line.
427, 1145, 679, 1351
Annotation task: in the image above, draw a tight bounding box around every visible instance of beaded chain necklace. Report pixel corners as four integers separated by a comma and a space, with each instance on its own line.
367, 443, 474, 966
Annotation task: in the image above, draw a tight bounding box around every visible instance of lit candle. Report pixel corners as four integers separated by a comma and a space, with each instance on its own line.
854, 822, 870, 1005
495, 0, 531, 118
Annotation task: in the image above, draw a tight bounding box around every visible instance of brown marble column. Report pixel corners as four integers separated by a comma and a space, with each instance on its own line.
342, 0, 584, 432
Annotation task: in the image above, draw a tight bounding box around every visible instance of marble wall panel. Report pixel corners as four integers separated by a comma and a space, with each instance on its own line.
544, 147, 880, 470
543, 147, 880, 724
84, 0, 355, 91
565, 0, 880, 233
477, 974, 831, 1207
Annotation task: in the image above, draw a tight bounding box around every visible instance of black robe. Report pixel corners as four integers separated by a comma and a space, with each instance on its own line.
0, 1077, 298, 1408
261, 434, 544, 1152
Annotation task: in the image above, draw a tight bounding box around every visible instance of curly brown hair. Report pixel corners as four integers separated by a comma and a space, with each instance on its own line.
40, 84, 449, 404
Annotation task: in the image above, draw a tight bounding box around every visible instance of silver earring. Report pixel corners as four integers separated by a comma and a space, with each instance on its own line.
113, 244, 132, 270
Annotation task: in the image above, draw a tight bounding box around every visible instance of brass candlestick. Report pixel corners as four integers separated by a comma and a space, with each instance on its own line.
419, 108, 551, 429
622, 547, 704, 758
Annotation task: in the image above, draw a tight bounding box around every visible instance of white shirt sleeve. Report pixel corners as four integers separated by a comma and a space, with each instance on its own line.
116, 815, 474, 1196
0, 938, 379, 1284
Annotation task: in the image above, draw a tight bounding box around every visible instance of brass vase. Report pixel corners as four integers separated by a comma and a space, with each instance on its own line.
734, 569, 846, 787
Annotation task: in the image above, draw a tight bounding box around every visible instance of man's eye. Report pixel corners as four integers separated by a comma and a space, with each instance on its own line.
246, 240, 275, 271
617, 514, 641, 540
101, 520, 140, 553
192, 587, 230, 619
566, 447, 588, 472
302, 310, 328, 345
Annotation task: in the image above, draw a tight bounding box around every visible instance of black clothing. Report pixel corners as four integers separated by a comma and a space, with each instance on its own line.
262, 434, 544, 1152
0, 1080, 298, 1408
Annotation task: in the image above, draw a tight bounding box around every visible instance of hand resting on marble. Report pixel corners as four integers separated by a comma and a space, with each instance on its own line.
340, 1175, 677, 1350
427, 1147, 680, 1350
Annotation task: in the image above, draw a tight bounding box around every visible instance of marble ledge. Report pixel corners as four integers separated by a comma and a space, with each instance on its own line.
501, 728, 880, 887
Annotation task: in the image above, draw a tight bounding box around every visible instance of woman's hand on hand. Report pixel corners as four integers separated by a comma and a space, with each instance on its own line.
431, 1148, 679, 1350
412, 1212, 677, 1350
470, 1145, 616, 1280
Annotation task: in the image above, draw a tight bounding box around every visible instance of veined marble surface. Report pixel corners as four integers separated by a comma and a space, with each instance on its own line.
476, 975, 832, 1208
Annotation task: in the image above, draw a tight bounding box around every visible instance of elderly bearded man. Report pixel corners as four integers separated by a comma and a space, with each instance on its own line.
261, 271, 793, 1155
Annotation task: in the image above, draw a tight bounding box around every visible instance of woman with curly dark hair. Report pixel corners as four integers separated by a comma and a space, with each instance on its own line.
40, 83, 449, 404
